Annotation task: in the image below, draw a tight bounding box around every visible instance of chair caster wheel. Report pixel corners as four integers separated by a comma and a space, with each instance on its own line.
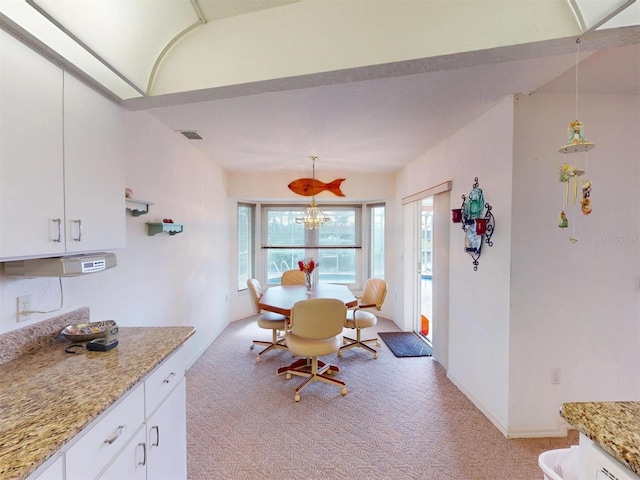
250, 344, 255, 350
337, 351, 343, 357
341, 387, 347, 396
373, 353, 378, 359
255, 356, 261, 363
376, 341, 380, 347
285, 373, 292, 380
294, 394, 301, 402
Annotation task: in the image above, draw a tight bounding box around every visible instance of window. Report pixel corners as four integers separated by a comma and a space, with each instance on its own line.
262, 205, 361, 285
237, 203, 255, 291
369, 204, 385, 279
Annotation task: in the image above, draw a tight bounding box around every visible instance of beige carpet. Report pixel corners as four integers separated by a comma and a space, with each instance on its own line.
186, 315, 577, 480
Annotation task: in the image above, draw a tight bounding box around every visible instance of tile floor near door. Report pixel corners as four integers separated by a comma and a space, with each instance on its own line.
186, 315, 577, 480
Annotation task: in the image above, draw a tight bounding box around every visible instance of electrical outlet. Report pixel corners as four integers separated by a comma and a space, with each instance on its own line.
551, 368, 561, 385
17, 295, 32, 322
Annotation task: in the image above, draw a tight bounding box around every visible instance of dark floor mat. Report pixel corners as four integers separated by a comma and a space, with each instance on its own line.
378, 332, 433, 357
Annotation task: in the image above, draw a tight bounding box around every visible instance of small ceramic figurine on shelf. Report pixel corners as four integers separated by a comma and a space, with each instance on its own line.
558, 211, 568, 228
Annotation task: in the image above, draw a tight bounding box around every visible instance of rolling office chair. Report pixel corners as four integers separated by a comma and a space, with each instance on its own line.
247, 279, 288, 362
281, 269, 306, 285
278, 298, 347, 402
338, 278, 387, 359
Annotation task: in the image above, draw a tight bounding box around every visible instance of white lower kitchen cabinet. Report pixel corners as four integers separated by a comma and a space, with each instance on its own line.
32, 346, 188, 480
146, 378, 187, 480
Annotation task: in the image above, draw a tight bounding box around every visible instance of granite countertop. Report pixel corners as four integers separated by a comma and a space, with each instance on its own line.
560, 401, 640, 475
0, 325, 195, 480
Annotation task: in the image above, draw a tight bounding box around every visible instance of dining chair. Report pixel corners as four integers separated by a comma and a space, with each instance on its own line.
278, 298, 347, 402
281, 269, 306, 285
338, 278, 388, 359
247, 279, 288, 362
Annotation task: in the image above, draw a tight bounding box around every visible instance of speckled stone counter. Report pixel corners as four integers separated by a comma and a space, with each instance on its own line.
561, 401, 640, 475
0, 319, 195, 480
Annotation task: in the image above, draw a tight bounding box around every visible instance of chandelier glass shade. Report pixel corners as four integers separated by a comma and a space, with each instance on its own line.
296, 156, 331, 230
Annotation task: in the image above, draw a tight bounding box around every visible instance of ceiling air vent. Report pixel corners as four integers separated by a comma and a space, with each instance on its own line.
178, 130, 203, 140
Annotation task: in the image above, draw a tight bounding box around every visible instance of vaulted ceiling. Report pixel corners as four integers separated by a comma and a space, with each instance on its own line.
1, 1, 638, 173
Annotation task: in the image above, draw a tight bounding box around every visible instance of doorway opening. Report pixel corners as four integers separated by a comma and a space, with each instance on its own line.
416, 197, 433, 345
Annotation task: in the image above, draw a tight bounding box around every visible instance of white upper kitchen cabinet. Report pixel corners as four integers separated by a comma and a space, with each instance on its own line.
0, 30, 65, 259
0, 29, 125, 260
63, 73, 125, 254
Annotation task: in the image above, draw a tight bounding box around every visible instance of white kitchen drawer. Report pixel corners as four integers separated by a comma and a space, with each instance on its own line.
65, 383, 145, 480
144, 346, 186, 418
97, 424, 147, 480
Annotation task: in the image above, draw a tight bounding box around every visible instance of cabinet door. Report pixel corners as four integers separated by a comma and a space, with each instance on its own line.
146, 378, 187, 480
98, 425, 147, 480
0, 30, 65, 259
63, 73, 125, 253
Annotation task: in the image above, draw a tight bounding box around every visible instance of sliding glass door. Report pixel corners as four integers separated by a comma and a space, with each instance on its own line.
417, 197, 433, 344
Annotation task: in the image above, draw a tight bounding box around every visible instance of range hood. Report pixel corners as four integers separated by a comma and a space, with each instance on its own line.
4, 253, 117, 277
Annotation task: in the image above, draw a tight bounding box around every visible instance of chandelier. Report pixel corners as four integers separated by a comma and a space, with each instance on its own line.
295, 156, 331, 229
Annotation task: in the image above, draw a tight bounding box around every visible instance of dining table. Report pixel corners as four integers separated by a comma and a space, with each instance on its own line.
257, 283, 357, 376
258, 283, 358, 317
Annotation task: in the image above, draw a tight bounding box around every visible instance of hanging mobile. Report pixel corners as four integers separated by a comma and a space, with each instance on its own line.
555, 38, 596, 242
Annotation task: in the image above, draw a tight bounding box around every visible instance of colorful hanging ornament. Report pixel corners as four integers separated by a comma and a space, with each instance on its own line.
553, 38, 597, 243
580, 180, 592, 215
558, 211, 568, 228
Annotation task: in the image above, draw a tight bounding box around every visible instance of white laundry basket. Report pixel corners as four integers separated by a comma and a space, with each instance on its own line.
538, 446, 579, 480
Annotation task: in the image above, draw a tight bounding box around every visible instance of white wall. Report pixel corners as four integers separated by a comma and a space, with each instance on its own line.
0, 109, 229, 367
508, 92, 640, 436
396, 90, 640, 437
397, 97, 515, 434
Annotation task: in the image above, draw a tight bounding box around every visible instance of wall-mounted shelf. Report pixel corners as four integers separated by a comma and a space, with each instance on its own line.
126, 198, 154, 216
147, 222, 184, 236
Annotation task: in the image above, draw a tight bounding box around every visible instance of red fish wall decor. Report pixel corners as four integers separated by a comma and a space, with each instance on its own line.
288, 178, 346, 197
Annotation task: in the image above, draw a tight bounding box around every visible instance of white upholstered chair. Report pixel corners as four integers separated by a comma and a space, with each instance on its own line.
281, 269, 306, 285
278, 298, 347, 402
338, 278, 388, 359
247, 279, 288, 362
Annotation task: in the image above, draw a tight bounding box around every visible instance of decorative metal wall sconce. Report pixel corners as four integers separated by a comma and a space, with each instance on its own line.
451, 177, 495, 271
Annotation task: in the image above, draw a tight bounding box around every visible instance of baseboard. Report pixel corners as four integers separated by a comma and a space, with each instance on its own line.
506, 425, 571, 438
447, 372, 573, 438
